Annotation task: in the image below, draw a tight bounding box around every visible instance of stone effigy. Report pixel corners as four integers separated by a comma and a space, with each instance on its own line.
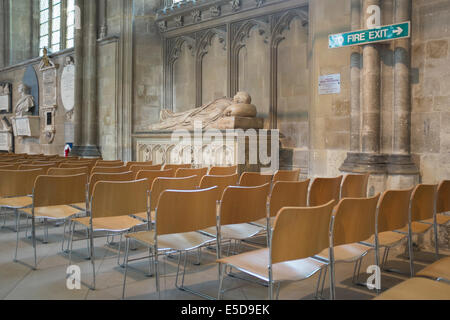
149, 91, 263, 131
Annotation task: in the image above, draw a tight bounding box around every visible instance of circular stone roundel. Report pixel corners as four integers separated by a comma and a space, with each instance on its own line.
60, 64, 75, 112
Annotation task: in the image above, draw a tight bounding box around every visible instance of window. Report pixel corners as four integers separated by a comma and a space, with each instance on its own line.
39, 0, 75, 56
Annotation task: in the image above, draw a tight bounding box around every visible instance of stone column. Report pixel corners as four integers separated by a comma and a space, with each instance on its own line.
98, 0, 107, 39
0, 0, 5, 68
73, 0, 84, 148
393, 0, 411, 155
72, 0, 101, 157
361, 0, 381, 154
350, 0, 361, 152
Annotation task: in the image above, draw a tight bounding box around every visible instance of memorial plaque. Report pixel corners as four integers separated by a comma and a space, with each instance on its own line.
61, 64, 75, 111
0, 95, 10, 113
42, 68, 57, 107
0, 132, 12, 152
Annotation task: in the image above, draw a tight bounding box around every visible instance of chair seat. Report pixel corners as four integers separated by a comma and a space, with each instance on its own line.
73, 216, 143, 232
71, 202, 86, 211
253, 217, 275, 229
421, 214, 450, 225
317, 243, 372, 263
363, 231, 407, 248
417, 257, 450, 281
132, 211, 155, 222
218, 248, 326, 282
374, 277, 450, 300
22, 205, 81, 220
202, 223, 264, 240
126, 230, 215, 251
0, 196, 32, 209
397, 221, 432, 234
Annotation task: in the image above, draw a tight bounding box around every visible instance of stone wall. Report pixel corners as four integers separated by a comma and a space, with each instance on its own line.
411, 0, 450, 184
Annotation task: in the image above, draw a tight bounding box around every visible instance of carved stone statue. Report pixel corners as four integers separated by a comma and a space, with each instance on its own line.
0, 116, 12, 132
149, 91, 258, 131
15, 83, 35, 117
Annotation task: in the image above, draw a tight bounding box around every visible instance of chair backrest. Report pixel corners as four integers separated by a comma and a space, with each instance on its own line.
271, 201, 335, 264
163, 163, 191, 171
90, 179, 148, 219
332, 195, 380, 246
95, 160, 124, 167
18, 163, 57, 174
129, 164, 162, 176
341, 173, 370, 198
60, 161, 95, 170
175, 167, 208, 185
135, 169, 174, 191
220, 183, 271, 225
308, 176, 343, 207
377, 188, 414, 233
239, 172, 273, 187
150, 176, 199, 211
88, 171, 135, 196
269, 180, 310, 218
0, 164, 17, 170
33, 174, 87, 208
208, 165, 237, 176
0, 169, 45, 197
90, 166, 129, 175
199, 174, 239, 201
437, 180, 450, 214
155, 187, 219, 236
272, 169, 301, 182
410, 184, 437, 222
48, 167, 90, 176
125, 161, 153, 170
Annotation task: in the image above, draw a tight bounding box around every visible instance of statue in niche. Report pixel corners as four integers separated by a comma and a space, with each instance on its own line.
149, 92, 258, 131
15, 83, 35, 117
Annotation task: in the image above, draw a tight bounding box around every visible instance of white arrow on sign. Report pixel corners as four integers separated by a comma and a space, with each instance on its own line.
393, 27, 403, 35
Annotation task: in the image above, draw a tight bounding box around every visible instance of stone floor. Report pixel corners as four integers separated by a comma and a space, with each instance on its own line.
0, 210, 448, 300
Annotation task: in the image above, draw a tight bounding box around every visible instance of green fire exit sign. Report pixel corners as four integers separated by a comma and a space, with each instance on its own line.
329, 21, 410, 48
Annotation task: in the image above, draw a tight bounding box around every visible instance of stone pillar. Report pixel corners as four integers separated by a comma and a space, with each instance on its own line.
361, 0, 381, 154
71, 0, 101, 157
0, 0, 5, 68
350, 0, 361, 152
393, 0, 411, 155
73, 0, 84, 148
98, 0, 107, 39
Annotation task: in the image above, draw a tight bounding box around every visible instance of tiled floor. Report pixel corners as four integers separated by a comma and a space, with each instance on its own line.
0, 210, 448, 300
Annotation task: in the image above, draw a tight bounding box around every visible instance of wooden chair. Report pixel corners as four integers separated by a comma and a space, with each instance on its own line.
199, 174, 240, 200
272, 169, 301, 182
416, 256, 450, 282
361, 188, 414, 276
0, 169, 45, 233
0, 164, 17, 170
18, 163, 57, 174
129, 164, 162, 176
208, 165, 237, 176
135, 169, 174, 189
60, 161, 96, 173
396, 184, 438, 275
163, 163, 191, 171
123, 187, 219, 299
48, 167, 90, 176
202, 184, 271, 257
340, 173, 370, 198
308, 176, 343, 206
217, 201, 336, 300
18, 174, 87, 269
374, 277, 450, 300
315, 195, 381, 298
71, 179, 149, 289
125, 161, 153, 170
175, 167, 208, 186
239, 172, 273, 187
133, 175, 199, 223
90, 166, 129, 175
95, 160, 124, 167
253, 180, 311, 231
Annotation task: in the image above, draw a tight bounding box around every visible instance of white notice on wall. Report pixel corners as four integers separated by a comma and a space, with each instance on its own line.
319, 74, 341, 95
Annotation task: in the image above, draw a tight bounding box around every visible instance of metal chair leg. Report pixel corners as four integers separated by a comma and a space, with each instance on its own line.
433, 221, 439, 260
89, 229, 96, 290
61, 220, 67, 252
117, 233, 123, 266
32, 215, 37, 270
218, 263, 225, 300
14, 209, 20, 262
68, 222, 75, 265
122, 238, 130, 300
408, 231, 414, 277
